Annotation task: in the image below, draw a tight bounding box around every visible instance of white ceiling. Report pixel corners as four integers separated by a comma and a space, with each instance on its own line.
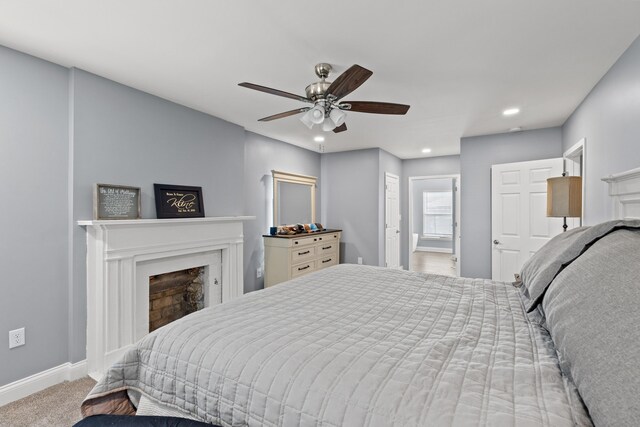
1, 0, 639, 159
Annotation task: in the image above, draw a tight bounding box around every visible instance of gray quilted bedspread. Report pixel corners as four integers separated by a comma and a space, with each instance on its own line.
84, 264, 591, 426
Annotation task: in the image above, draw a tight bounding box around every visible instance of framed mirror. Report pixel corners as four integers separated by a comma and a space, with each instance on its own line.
272, 170, 316, 226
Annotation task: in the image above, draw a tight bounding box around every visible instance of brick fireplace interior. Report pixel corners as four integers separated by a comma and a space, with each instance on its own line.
149, 266, 207, 332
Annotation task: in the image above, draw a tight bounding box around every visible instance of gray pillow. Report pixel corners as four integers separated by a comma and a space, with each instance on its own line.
542, 229, 640, 426
520, 219, 640, 312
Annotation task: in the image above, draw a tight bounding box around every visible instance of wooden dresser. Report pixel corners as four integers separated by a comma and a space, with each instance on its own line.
263, 229, 342, 288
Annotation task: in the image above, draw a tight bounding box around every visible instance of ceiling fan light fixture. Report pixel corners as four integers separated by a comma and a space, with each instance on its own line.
300, 110, 315, 129
322, 118, 337, 132
329, 108, 346, 127
309, 105, 325, 124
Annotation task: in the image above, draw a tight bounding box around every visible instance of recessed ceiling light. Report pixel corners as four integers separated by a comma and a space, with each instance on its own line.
503, 108, 520, 116
422, 148, 432, 154
509, 127, 523, 132
314, 136, 325, 143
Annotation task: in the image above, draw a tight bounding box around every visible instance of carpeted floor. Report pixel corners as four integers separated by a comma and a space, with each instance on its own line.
0, 377, 95, 427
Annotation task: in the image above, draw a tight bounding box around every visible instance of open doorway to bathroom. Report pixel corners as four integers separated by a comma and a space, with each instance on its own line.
408, 175, 461, 276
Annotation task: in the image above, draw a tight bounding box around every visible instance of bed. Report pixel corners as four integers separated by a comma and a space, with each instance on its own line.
80, 168, 640, 427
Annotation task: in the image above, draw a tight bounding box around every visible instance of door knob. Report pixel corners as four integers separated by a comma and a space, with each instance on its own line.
493, 239, 501, 245
396, 230, 400, 234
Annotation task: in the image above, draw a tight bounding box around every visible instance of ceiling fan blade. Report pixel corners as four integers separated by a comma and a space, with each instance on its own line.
333, 123, 348, 133
238, 82, 311, 103
343, 101, 410, 115
258, 108, 310, 122
326, 65, 373, 100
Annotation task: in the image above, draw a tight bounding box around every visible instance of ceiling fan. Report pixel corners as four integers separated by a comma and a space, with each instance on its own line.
238, 63, 410, 133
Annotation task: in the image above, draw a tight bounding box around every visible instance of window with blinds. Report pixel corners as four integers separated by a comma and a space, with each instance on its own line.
422, 191, 453, 237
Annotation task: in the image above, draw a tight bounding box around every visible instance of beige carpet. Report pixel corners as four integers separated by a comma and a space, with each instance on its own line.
0, 377, 96, 427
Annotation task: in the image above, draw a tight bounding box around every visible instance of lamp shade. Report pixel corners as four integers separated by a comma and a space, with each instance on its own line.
322, 118, 336, 132
309, 105, 325, 124
300, 110, 314, 129
329, 108, 346, 127
547, 176, 582, 218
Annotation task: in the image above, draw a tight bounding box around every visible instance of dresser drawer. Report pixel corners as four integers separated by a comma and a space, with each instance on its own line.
291, 246, 316, 263
291, 236, 318, 248
314, 233, 339, 244
317, 255, 338, 269
317, 241, 337, 255
291, 260, 315, 278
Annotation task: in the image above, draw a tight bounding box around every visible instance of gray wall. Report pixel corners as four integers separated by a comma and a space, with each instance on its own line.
459, 128, 563, 278
0, 46, 70, 386
400, 156, 460, 269
378, 150, 403, 266
412, 179, 454, 251
562, 35, 640, 224
243, 132, 321, 293
69, 69, 247, 362
321, 149, 380, 265
0, 47, 323, 386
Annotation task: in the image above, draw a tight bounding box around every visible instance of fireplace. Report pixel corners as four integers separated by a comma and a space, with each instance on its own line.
149, 266, 208, 332
79, 216, 253, 380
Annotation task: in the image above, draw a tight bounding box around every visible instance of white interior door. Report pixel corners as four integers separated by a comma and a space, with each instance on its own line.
453, 178, 461, 277
491, 158, 564, 281
385, 173, 400, 268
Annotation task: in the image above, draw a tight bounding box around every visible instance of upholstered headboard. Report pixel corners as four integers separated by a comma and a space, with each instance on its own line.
602, 166, 640, 220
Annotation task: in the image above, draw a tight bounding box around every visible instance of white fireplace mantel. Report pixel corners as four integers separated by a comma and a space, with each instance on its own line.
79, 216, 254, 379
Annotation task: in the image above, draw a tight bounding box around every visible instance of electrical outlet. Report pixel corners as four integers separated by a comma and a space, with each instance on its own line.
256, 267, 263, 279
357, 257, 363, 265
9, 328, 25, 349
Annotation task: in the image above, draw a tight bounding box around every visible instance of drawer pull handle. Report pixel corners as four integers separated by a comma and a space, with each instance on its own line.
295, 241, 299, 245
298, 250, 310, 255
298, 265, 310, 271
322, 246, 332, 250
322, 259, 332, 264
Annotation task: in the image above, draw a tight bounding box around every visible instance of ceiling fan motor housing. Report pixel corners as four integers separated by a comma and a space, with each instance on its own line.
305, 63, 333, 101
305, 80, 331, 101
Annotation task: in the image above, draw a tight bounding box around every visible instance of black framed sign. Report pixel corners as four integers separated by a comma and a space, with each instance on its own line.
154, 184, 205, 218
94, 183, 141, 220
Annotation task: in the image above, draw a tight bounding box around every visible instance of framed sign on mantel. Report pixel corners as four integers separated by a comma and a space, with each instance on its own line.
94, 183, 141, 220
154, 184, 205, 219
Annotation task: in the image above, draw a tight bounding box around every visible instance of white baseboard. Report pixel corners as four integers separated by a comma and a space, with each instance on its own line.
415, 247, 453, 254
0, 359, 87, 407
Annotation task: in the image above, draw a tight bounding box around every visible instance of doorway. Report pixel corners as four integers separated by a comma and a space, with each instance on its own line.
564, 138, 585, 228
408, 175, 460, 276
